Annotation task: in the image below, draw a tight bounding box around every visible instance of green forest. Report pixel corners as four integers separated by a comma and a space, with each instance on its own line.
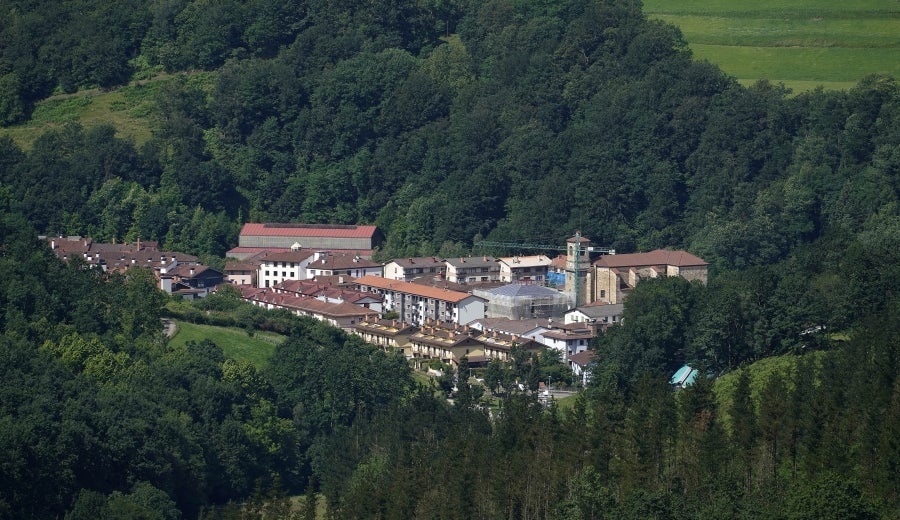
1, 0, 898, 518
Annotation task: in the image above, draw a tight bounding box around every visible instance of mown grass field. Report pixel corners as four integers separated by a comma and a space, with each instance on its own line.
643, 0, 900, 92
168, 321, 284, 369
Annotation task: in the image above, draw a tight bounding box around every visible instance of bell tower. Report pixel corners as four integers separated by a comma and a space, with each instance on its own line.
565, 232, 592, 307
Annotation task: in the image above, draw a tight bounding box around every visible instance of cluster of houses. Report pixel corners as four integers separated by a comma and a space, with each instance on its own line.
46, 223, 708, 384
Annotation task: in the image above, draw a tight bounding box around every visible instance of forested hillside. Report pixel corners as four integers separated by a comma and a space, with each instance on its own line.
1, 0, 896, 265
0, 0, 898, 518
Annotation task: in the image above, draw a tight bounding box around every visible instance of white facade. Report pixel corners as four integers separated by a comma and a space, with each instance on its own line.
540, 328, 594, 361
498, 255, 553, 283
383, 257, 446, 281
258, 252, 315, 288
354, 276, 486, 326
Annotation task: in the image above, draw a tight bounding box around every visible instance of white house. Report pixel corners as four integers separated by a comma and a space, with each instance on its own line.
444, 256, 501, 284
497, 255, 553, 284
540, 323, 594, 362
355, 275, 486, 326
565, 302, 624, 332
383, 256, 446, 282
568, 350, 596, 385
468, 317, 550, 344
257, 250, 316, 288
305, 252, 382, 279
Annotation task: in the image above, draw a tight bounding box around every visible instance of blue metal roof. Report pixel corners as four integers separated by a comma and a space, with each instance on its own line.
670, 365, 697, 387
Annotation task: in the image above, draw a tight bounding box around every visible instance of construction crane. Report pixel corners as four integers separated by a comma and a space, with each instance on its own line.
474, 232, 615, 307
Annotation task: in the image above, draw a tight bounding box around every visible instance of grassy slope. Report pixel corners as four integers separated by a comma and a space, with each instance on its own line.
712, 350, 828, 433
168, 321, 284, 369
643, 0, 900, 92
0, 72, 212, 150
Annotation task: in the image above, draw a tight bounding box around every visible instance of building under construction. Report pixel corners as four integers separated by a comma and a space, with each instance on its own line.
472, 284, 570, 320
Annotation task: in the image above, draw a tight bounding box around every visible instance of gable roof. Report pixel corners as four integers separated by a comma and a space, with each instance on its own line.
408, 276, 470, 292
569, 303, 624, 319
387, 256, 446, 268
355, 318, 417, 336
568, 350, 596, 367
594, 249, 707, 268
224, 261, 257, 272
260, 250, 316, 263
307, 253, 381, 270
240, 223, 378, 239
469, 317, 550, 335
445, 256, 498, 268
476, 330, 541, 352
498, 255, 553, 269
550, 254, 566, 269
168, 264, 221, 279
355, 275, 483, 304
242, 288, 378, 318
410, 326, 480, 348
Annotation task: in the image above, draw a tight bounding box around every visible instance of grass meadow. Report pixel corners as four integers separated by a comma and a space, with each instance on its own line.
168, 321, 284, 369
643, 0, 900, 92
0, 71, 212, 150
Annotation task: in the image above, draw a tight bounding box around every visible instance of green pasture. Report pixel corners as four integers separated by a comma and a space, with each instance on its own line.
692, 44, 898, 83
0, 83, 158, 150
643, 0, 900, 92
642, 0, 897, 16
169, 321, 284, 369
0, 71, 212, 150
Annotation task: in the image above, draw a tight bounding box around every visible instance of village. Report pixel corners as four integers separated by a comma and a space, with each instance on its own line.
46, 222, 708, 386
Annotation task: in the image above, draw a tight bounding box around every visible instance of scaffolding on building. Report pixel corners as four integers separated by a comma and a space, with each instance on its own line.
472, 284, 570, 320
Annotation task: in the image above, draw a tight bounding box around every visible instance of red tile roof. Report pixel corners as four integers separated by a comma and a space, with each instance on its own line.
242, 288, 378, 318
260, 250, 316, 263
240, 223, 378, 239
227, 246, 375, 258
224, 261, 258, 272
594, 249, 707, 268
307, 253, 381, 270
355, 275, 482, 304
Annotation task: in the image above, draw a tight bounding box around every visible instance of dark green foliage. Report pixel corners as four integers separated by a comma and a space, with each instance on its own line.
0, 0, 899, 518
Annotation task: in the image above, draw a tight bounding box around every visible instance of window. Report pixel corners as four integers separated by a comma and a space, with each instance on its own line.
265, 270, 270, 276
600, 290, 606, 298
